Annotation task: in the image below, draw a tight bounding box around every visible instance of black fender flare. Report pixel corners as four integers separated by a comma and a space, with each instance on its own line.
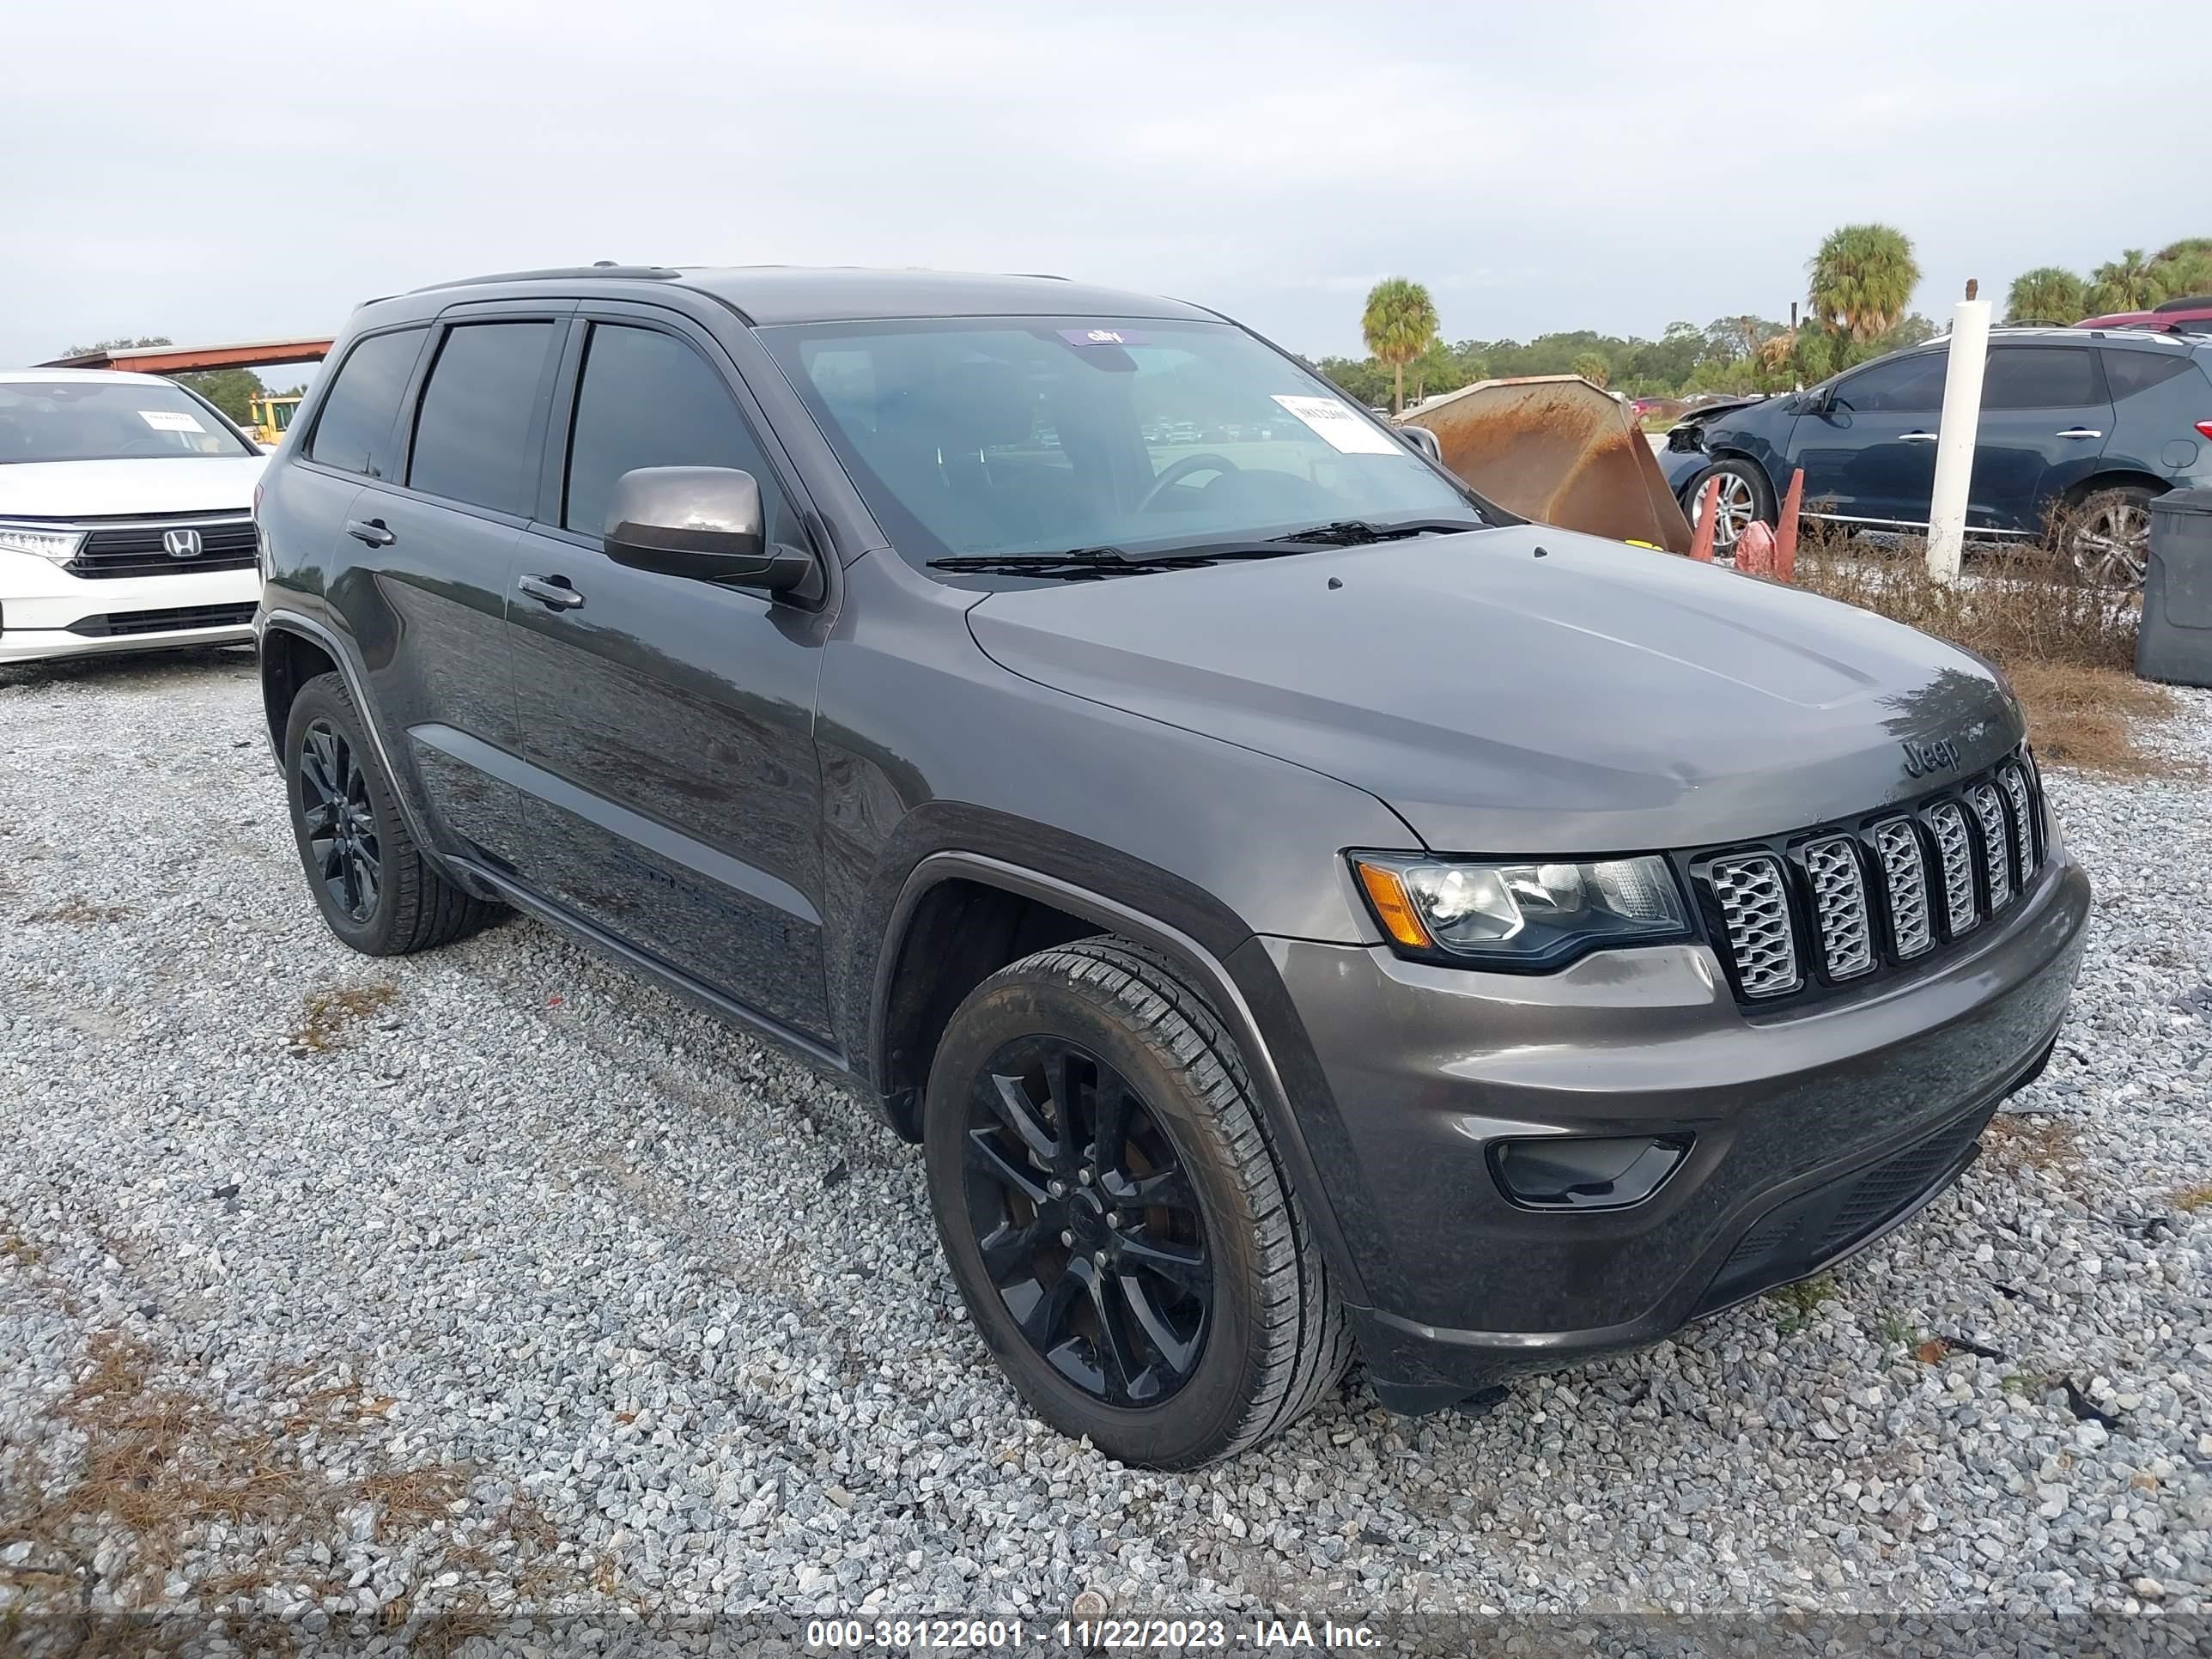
867, 847, 1375, 1306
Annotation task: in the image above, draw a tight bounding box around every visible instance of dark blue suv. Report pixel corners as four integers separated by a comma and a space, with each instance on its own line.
1660, 327, 2212, 584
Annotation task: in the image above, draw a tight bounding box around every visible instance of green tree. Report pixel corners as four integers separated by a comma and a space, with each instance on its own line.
2005, 267, 2087, 325
1360, 276, 1439, 415
1308, 354, 1393, 409
61, 334, 173, 359
2087, 249, 2156, 314
173, 367, 264, 424
1570, 351, 1609, 389
1807, 224, 1921, 343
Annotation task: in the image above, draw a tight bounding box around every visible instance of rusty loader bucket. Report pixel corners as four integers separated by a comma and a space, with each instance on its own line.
1398, 375, 1695, 554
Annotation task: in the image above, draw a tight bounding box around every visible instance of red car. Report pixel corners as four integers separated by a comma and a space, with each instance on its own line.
2074, 294, 2212, 335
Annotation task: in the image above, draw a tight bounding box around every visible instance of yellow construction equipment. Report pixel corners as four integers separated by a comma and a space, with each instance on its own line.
1397, 375, 1694, 555
247, 392, 303, 448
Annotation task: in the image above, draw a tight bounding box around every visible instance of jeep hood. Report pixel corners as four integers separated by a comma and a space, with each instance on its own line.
965, 526, 2025, 854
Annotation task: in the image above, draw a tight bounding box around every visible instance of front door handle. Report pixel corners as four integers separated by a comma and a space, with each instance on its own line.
345, 518, 396, 546
1899, 431, 1940, 443
517, 573, 585, 611
2055, 427, 2103, 440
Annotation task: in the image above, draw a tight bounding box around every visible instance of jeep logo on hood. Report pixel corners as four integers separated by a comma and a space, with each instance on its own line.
1900, 737, 1962, 778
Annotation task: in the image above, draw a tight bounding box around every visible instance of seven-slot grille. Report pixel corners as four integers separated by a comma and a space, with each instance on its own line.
66, 514, 258, 579
1701, 755, 2045, 1004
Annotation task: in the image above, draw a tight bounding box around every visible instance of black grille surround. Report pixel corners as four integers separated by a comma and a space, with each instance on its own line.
65, 602, 257, 638
1687, 750, 2048, 1011
64, 513, 258, 580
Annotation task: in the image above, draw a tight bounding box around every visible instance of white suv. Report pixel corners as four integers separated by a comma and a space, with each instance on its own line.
0, 368, 267, 665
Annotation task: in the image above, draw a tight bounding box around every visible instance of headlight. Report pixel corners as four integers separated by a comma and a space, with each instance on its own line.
0, 525, 86, 563
1352, 853, 1690, 969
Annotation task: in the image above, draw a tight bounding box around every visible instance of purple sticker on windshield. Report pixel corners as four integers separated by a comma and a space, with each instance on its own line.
1058, 328, 1148, 347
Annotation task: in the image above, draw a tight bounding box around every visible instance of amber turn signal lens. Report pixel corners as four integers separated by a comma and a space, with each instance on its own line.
1354, 861, 1433, 950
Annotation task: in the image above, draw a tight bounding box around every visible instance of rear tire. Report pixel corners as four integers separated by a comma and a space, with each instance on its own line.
283, 672, 501, 955
1686, 458, 1775, 557
922, 938, 1350, 1468
2058, 484, 2158, 587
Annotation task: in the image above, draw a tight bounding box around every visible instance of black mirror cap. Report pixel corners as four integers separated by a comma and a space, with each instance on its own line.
603, 465, 819, 599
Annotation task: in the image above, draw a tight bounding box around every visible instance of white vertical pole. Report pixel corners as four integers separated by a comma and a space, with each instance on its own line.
1926, 295, 1991, 584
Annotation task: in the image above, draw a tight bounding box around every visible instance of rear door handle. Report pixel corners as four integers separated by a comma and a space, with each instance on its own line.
1899, 431, 1939, 443
2055, 427, 2103, 440
517, 573, 585, 611
345, 518, 396, 546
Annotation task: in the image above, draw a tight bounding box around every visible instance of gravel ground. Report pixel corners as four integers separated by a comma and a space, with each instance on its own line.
1, 647, 2209, 1641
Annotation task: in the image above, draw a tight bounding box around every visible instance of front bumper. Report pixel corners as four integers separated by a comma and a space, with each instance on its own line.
1264, 852, 2091, 1412
0, 556, 258, 664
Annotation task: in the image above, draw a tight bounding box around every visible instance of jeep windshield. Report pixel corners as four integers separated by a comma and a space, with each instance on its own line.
761, 318, 1488, 581
0, 380, 256, 463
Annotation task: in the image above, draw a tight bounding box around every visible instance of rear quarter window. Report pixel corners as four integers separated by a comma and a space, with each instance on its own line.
307, 328, 428, 477
2100, 349, 2199, 400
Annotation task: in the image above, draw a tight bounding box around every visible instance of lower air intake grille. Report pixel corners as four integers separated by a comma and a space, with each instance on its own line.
1709, 854, 1800, 998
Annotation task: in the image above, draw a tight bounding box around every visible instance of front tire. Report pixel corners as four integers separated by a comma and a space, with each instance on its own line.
922, 939, 1350, 1468
283, 673, 501, 955
1686, 458, 1774, 556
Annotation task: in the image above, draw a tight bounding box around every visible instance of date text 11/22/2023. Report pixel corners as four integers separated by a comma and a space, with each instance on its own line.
804, 1619, 1382, 1650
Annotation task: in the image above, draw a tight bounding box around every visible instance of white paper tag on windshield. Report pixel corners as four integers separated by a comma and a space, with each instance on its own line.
1269, 394, 1400, 455
138, 409, 206, 433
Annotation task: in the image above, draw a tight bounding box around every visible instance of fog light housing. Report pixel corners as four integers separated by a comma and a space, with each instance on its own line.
1492, 1134, 1691, 1211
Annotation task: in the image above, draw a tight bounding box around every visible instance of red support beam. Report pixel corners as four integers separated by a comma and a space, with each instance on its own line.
39, 339, 333, 375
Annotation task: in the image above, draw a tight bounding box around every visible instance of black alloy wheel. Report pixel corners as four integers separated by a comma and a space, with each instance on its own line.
297, 717, 382, 923
960, 1035, 1212, 1407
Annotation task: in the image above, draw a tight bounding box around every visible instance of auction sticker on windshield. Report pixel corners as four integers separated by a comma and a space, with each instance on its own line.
138, 410, 206, 433
1270, 394, 1400, 455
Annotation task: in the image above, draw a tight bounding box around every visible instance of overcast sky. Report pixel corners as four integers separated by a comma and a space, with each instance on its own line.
9, 0, 2201, 368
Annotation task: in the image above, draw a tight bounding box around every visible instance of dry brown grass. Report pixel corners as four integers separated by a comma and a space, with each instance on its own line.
1982, 1115, 2081, 1173
1790, 534, 2185, 777
21, 896, 134, 926
290, 982, 398, 1052
2167, 1182, 2212, 1214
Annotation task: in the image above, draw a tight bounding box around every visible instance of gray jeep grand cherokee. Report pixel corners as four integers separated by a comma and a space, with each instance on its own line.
254, 265, 2089, 1468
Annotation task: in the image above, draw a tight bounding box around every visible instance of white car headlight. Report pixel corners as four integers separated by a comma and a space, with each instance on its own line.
0, 525, 86, 564
1352, 853, 1690, 969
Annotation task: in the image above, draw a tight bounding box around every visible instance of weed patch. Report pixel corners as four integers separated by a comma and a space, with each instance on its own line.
1770, 1272, 1838, 1336
291, 983, 398, 1053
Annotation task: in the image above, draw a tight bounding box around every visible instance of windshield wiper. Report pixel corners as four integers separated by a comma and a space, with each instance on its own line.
927, 545, 1219, 580
1268, 517, 1488, 546
927, 518, 1492, 580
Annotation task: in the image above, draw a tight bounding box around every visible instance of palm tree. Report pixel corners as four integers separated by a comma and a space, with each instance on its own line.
1570, 351, 1609, 389
1361, 277, 1439, 414
2004, 267, 2087, 325
2087, 249, 2156, 314
1807, 224, 1920, 343
2149, 241, 2212, 302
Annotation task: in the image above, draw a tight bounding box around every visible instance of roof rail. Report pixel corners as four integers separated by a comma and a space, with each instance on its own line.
404, 264, 681, 295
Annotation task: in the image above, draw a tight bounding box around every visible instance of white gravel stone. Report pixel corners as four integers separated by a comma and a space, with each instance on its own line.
2, 647, 2209, 1631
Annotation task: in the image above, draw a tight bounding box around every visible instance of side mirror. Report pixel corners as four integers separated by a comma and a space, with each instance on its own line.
1398, 423, 1443, 462
603, 466, 819, 599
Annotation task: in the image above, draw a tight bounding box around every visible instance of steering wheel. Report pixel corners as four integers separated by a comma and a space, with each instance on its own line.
1139, 452, 1241, 512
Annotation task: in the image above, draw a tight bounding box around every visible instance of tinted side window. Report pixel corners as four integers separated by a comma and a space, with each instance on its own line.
1835, 352, 1947, 412
407, 322, 556, 514
307, 328, 426, 477
2100, 349, 2197, 399
563, 324, 797, 541
1982, 347, 2100, 410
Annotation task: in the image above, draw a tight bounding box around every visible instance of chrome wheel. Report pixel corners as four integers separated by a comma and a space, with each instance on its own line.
2063, 496, 2152, 587
1696, 469, 1760, 552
